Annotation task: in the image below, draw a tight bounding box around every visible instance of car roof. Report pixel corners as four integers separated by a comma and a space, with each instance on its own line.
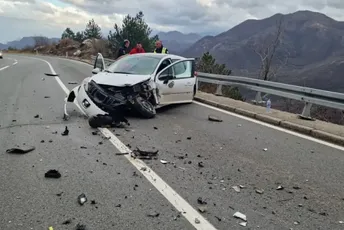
131, 52, 188, 60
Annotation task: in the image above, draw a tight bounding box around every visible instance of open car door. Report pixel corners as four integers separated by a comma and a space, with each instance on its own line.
92, 53, 106, 75
155, 58, 195, 105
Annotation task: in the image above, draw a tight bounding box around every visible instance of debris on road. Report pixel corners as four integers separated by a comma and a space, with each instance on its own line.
131, 147, 158, 160
160, 160, 168, 164
147, 212, 160, 217
293, 186, 301, 190
6, 146, 35, 154
195, 218, 200, 224
45, 169, 61, 179
91, 200, 96, 205
56, 192, 63, 196
91, 131, 98, 135
197, 197, 207, 205
115, 152, 129, 156
215, 216, 222, 221
62, 219, 72, 225
232, 186, 241, 193
198, 162, 204, 168
276, 185, 284, 190
44, 73, 59, 77
115, 204, 121, 207
237, 124, 242, 127
239, 222, 247, 226
198, 206, 207, 213
61, 126, 69, 136
153, 126, 158, 130
75, 223, 86, 230
34, 114, 39, 118
263, 148, 268, 151
77, 193, 87, 205
255, 189, 264, 194
233, 211, 247, 221
68, 81, 78, 84
44, 96, 50, 98
208, 115, 223, 122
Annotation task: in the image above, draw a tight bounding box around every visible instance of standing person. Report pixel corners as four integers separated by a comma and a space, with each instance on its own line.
116, 39, 130, 59
153, 40, 168, 54
129, 42, 145, 54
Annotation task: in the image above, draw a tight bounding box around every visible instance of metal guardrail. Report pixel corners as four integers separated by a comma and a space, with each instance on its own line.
90, 55, 344, 120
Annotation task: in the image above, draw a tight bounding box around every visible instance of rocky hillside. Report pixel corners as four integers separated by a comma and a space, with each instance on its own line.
183, 10, 344, 92
157, 31, 202, 54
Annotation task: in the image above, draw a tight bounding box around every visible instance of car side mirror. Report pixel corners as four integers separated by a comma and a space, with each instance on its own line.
92, 67, 100, 74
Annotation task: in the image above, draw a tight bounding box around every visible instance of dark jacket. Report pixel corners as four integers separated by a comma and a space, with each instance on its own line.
116, 46, 128, 59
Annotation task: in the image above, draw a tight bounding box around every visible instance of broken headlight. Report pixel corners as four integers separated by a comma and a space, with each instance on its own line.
140, 80, 153, 91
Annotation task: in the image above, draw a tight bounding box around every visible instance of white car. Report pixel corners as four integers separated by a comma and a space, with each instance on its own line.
64, 53, 197, 127
0, 50, 3, 59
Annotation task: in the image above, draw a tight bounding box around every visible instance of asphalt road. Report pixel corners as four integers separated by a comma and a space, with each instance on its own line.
0, 54, 343, 230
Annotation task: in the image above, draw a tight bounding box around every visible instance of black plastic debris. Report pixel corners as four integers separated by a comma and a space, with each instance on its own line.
198, 162, 204, 168
115, 152, 129, 155
45, 169, 61, 179
6, 146, 35, 154
115, 204, 121, 207
80, 146, 87, 149
187, 137, 192, 140
147, 212, 160, 217
215, 216, 222, 221
41, 140, 45, 143
153, 127, 158, 130
44, 73, 59, 77
91, 200, 96, 205
34, 114, 39, 118
68, 81, 78, 84
197, 197, 207, 205
75, 223, 86, 230
61, 126, 69, 136
44, 96, 50, 98
77, 193, 87, 205
208, 115, 223, 122
62, 219, 72, 225
56, 192, 63, 196
98, 142, 103, 145
131, 147, 159, 160
91, 131, 98, 135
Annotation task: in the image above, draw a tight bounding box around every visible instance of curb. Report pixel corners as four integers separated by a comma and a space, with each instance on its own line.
194, 96, 344, 147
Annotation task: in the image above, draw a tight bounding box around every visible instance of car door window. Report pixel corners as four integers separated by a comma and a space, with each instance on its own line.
156, 59, 172, 74
172, 61, 192, 79
95, 57, 104, 70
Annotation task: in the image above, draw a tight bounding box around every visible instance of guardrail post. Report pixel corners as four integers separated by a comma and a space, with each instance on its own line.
36, 50, 38, 55
252, 92, 265, 104
66, 52, 68, 58
215, 84, 223, 96
298, 102, 314, 120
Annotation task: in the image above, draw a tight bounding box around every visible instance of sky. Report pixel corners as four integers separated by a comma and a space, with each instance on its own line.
1, 0, 344, 43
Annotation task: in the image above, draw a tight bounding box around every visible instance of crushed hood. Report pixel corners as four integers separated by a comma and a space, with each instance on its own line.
91, 72, 152, 86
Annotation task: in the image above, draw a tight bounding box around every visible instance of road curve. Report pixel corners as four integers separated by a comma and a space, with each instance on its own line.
1, 54, 344, 230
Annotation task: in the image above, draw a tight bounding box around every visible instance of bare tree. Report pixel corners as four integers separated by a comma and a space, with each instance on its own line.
252, 15, 289, 81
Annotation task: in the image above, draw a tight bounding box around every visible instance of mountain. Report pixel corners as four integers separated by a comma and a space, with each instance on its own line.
157, 31, 202, 54
183, 10, 344, 92
0, 37, 60, 50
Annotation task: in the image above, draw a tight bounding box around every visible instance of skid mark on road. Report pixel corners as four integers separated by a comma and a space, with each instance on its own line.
25, 55, 218, 230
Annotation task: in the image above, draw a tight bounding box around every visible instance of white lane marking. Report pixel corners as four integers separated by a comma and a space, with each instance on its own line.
28, 56, 218, 230
0, 66, 9, 71
194, 101, 344, 151
13, 59, 18, 65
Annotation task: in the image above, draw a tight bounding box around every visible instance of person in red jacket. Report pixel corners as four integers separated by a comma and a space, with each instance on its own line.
129, 42, 145, 54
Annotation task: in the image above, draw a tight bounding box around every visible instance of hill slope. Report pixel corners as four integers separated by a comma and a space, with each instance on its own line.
0, 37, 59, 50
158, 31, 202, 54
183, 10, 344, 92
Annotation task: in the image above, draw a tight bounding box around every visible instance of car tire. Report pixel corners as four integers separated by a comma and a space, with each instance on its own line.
88, 114, 113, 128
132, 96, 156, 119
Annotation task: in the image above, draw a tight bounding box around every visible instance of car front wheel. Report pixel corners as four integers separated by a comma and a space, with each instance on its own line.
132, 96, 156, 118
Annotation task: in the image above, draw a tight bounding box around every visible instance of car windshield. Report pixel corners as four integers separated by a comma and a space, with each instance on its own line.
107, 55, 161, 75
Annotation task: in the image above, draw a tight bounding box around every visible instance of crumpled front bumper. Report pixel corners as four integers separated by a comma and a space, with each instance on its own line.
64, 84, 107, 119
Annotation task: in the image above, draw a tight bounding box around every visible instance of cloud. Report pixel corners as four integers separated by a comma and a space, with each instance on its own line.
2, 0, 344, 43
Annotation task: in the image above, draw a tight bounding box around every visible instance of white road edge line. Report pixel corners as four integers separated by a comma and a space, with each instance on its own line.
0, 66, 9, 71
194, 101, 344, 151
29, 56, 218, 230
48, 55, 344, 152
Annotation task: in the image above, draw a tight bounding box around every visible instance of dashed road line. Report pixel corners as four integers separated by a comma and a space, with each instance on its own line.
25, 55, 218, 230
0, 66, 9, 71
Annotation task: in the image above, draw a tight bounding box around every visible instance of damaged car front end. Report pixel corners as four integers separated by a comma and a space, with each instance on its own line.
64, 76, 159, 128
